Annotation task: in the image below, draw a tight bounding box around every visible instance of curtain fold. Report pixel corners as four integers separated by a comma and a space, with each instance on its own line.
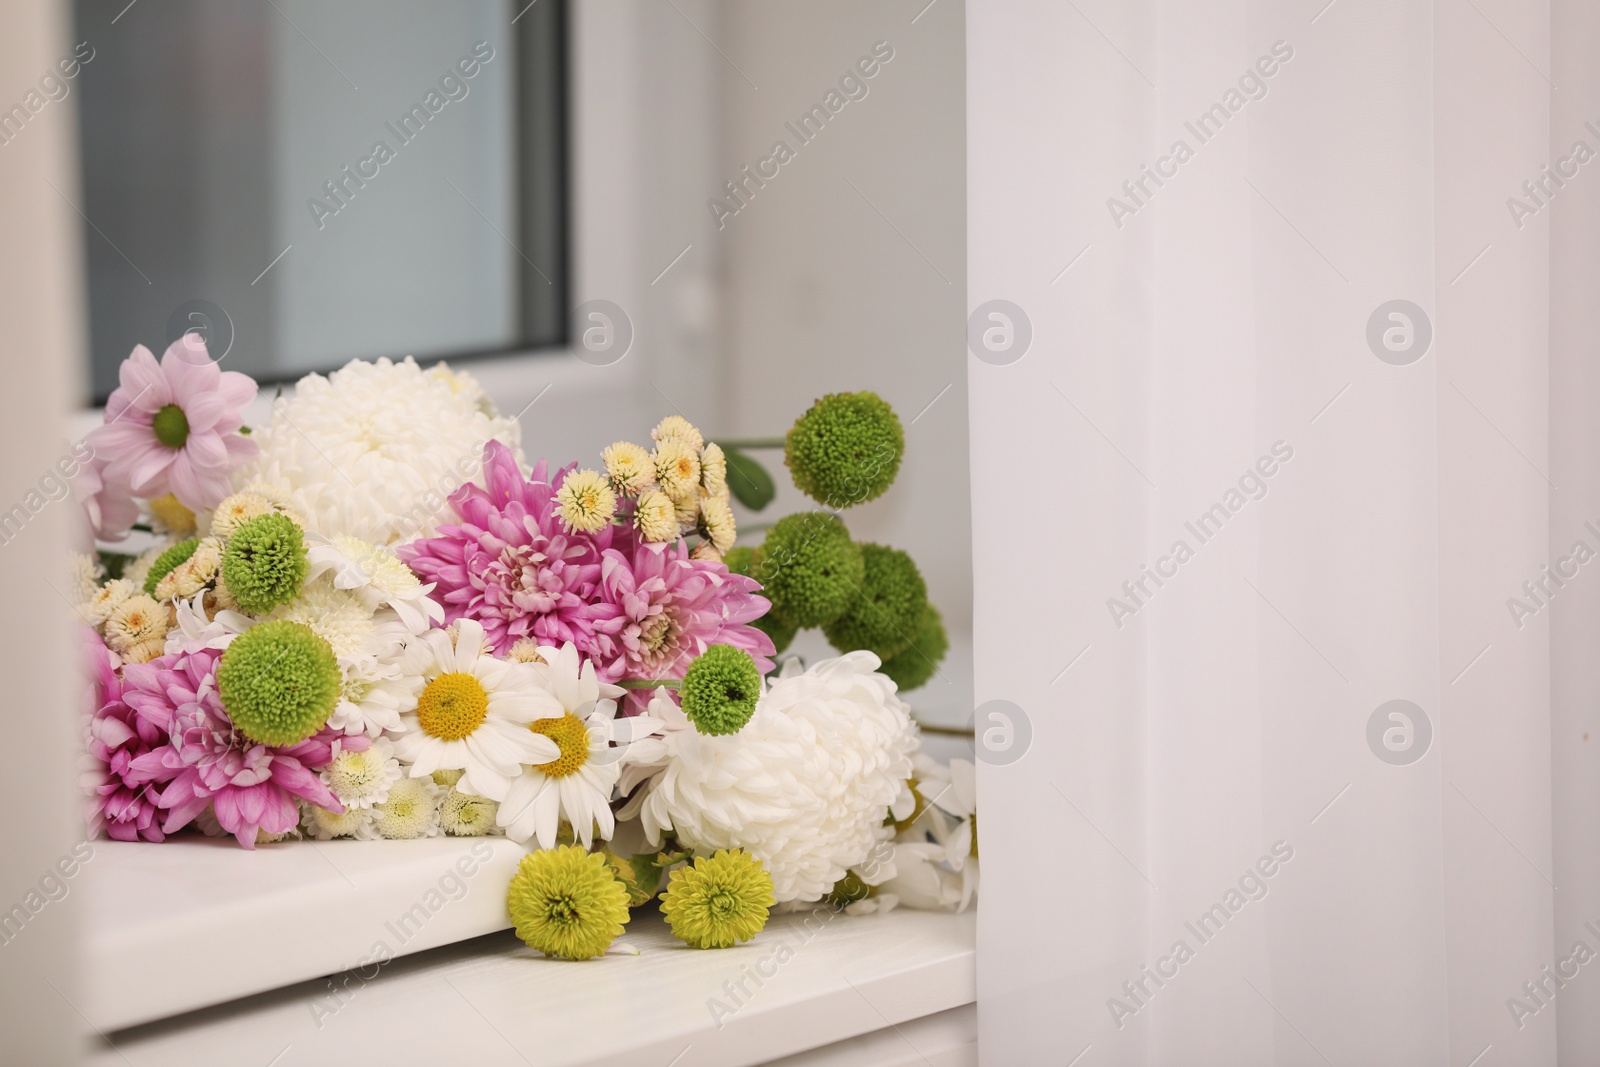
970, 1, 1586, 1062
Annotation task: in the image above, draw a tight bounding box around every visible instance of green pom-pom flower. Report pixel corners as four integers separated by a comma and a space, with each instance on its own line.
785, 392, 904, 509
725, 547, 798, 654
822, 543, 927, 659
756, 513, 864, 627
680, 644, 762, 736
661, 849, 775, 949
216, 620, 341, 746
143, 538, 199, 596
722, 545, 757, 578
506, 845, 631, 960
878, 603, 949, 691
823, 871, 873, 909
222, 512, 308, 613
752, 609, 797, 656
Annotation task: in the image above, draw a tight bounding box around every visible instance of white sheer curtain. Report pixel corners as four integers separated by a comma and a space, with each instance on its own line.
969, 0, 1591, 1062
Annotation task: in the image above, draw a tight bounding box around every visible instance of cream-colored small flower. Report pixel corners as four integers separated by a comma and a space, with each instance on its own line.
634, 490, 678, 542
210, 491, 273, 539
690, 542, 723, 563
156, 537, 223, 600
673, 491, 700, 533
698, 492, 736, 553
148, 493, 196, 535
80, 579, 134, 627
104, 594, 167, 654
556, 469, 616, 534
302, 804, 375, 841
652, 415, 704, 452
68, 553, 104, 605
439, 789, 500, 836
505, 638, 546, 664
119, 636, 169, 665
121, 545, 166, 594
653, 438, 701, 499
602, 441, 655, 496
699, 442, 728, 497
209, 573, 239, 613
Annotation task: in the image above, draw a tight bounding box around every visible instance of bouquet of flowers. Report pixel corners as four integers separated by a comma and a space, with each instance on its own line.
73, 335, 975, 958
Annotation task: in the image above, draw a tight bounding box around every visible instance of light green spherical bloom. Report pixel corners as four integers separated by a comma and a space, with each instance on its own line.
878, 603, 948, 692
143, 538, 199, 597
680, 644, 762, 736
822, 543, 927, 659
784, 392, 903, 509
661, 849, 775, 949
506, 845, 631, 960
722, 545, 758, 578
222, 512, 308, 613
823, 870, 873, 909
216, 620, 341, 746
756, 513, 863, 628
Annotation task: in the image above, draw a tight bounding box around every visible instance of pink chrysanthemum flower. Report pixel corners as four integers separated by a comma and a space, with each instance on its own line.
73, 455, 141, 543
589, 527, 776, 699
87, 335, 258, 512
399, 441, 612, 654
81, 628, 172, 842
123, 648, 359, 849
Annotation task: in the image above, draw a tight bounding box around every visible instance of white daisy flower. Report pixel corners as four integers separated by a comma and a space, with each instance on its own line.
496, 643, 662, 850
321, 738, 403, 810
369, 776, 443, 839
390, 618, 563, 799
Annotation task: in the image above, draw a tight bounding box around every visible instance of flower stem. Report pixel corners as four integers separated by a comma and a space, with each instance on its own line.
617, 678, 682, 690
716, 436, 786, 451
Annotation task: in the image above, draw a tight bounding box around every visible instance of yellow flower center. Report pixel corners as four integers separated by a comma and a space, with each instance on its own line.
530, 713, 590, 778
416, 672, 489, 740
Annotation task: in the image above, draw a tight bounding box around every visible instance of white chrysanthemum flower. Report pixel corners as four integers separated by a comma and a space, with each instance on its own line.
305, 535, 442, 635
242, 357, 520, 545
633, 490, 678, 542
80, 579, 134, 627
391, 618, 564, 798
651, 415, 704, 452
68, 553, 104, 605
602, 441, 655, 495
652, 437, 701, 500
321, 737, 403, 810
301, 803, 377, 841
426, 361, 495, 415
640, 651, 918, 902
699, 442, 727, 497
121, 545, 167, 596
164, 592, 251, 656
104, 594, 168, 655
327, 654, 412, 738
370, 775, 443, 839
439, 789, 500, 836
617, 687, 689, 804
555, 469, 616, 534
698, 492, 736, 553
266, 576, 388, 660
209, 491, 273, 539
496, 643, 661, 850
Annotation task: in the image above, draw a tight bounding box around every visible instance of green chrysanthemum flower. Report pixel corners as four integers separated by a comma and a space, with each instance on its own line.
756, 513, 864, 628
785, 392, 904, 509
216, 620, 341, 746
680, 644, 762, 736
878, 603, 949, 691
722, 545, 757, 578
726, 546, 798, 654
661, 849, 775, 949
222, 512, 308, 613
507, 845, 631, 960
143, 538, 199, 597
822, 543, 927, 659
824, 870, 873, 909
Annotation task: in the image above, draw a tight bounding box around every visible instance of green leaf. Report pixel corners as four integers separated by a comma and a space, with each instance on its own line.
723, 446, 776, 511
97, 551, 136, 581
